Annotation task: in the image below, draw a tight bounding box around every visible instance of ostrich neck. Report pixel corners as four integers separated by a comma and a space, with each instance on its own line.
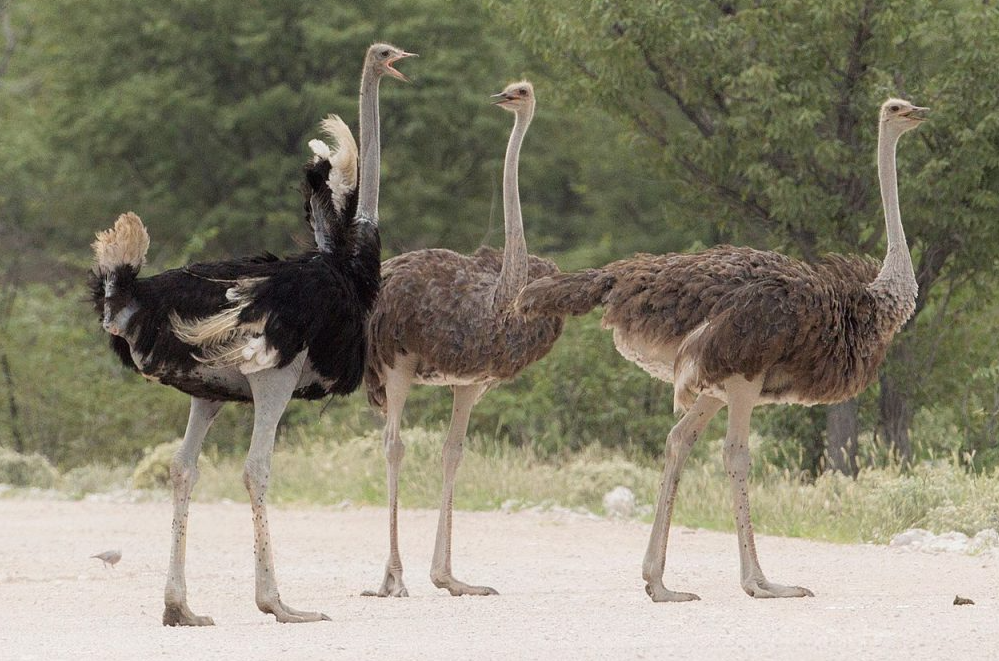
869, 123, 917, 327
356, 64, 381, 224
493, 108, 532, 309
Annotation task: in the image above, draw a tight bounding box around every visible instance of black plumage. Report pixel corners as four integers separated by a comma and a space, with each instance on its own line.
89, 151, 376, 403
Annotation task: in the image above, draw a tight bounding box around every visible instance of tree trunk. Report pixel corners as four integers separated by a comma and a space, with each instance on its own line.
879, 372, 913, 466
800, 417, 825, 479
825, 399, 859, 476
0, 351, 23, 453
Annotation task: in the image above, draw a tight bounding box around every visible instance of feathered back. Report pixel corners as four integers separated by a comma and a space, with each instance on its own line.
91, 212, 149, 277
302, 115, 360, 254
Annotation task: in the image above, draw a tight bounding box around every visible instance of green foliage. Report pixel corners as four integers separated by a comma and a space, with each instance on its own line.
131, 439, 182, 490
562, 449, 657, 507
2, 0, 998, 477
154, 424, 999, 544
2, 0, 671, 269
61, 463, 132, 499
673, 438, 999, 543
0, 447, 59, 488
497, 0, 999, 462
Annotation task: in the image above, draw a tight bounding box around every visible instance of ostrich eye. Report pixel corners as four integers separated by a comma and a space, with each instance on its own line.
519, 89, 527, 95
889, 105, 900, 112
381, 50, 390, 57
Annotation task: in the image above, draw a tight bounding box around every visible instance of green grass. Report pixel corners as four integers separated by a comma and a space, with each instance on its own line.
126, 420, 998, 544
4, 420, 997, 545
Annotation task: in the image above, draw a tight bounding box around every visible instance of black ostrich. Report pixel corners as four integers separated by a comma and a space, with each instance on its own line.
88, 43, 414, 626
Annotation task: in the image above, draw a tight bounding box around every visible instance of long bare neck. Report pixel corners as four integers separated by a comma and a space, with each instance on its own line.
493, 107, 533, 308
356, 63, 381, 223
868, 122, 917, 328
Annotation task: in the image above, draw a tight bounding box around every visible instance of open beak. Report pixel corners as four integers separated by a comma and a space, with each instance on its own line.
385, 52, 417, 82
491, 91, 514, 105
902, 106, 930, 122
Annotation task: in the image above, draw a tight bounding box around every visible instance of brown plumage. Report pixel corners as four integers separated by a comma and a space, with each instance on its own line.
519, 247, 890, 410
516, 98, 927, 603
366, 246, 560, 409
362, 81, 564, 599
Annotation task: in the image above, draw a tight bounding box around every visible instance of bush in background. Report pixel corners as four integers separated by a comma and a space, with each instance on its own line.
0, 447, 59, 488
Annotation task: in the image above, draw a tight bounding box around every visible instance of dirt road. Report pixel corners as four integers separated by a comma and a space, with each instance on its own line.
1, 499, 995, 660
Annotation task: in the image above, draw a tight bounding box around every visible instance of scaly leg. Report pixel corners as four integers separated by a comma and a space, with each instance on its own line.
643, 393, 724, 602
430, 384, 496, 596
245, 359, 330, 622
163, 397, 224, 626
723, 376, 813, 599
362, 361, 414, 597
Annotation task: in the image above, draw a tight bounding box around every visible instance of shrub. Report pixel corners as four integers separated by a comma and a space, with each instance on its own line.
563, 449, 658, 506
0, 447, 60, 488
132, 439, 183, 490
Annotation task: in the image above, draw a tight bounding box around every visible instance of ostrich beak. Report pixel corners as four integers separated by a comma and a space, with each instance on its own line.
902, 106, 929, 122
491, 92, 514, 105
385, 52, 417, 82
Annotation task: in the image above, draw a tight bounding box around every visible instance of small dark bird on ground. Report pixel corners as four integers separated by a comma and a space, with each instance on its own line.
91, 550, 122, 568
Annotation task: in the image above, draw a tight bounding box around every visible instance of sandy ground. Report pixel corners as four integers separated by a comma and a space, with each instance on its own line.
1, 499, 996, 660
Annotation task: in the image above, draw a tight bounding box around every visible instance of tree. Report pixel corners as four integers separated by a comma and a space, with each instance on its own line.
10, 0, 672, 266
497, 0, 999, 467
0, 0, 685, 465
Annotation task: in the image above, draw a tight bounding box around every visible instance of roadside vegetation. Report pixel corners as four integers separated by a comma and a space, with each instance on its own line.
2, 0, 998, 547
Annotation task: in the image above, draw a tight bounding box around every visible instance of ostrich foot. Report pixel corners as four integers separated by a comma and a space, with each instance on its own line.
361, 566, 409, 597
163, 603, 215, 627
645, 581, 701, 603
431, 573, 499, 597
258, 598, 331, 623
742, 577, 814, 599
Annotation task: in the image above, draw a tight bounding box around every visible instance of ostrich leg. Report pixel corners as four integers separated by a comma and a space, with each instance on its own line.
363, 360, 415, 597
430, 384, 496, 596
723, 376, 813, 599
245, 358, 330, 622
643, 393, 724, 602
163, 397, 224, 626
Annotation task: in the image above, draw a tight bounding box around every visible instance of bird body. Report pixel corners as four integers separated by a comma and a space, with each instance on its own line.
90, 246, 376, 402
519, 246, 890, 410
88, 43, 413, 626
515, 98, 927, 602
362, 81, 564, 598
366, 246, 560, 406
91, 549, 122, 568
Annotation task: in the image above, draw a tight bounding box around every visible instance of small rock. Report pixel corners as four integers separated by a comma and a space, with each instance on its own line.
602, 486, 635, 518
889, 528, 934, 548
500, 499, 520, 514
953, 595, 975, 606
926, 531, 969, 554
969, 529, 999, 553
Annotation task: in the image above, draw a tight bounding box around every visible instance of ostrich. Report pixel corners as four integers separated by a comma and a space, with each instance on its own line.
515, 99, 927, 601
362, 81, 563, 597
88, 43, 414, 625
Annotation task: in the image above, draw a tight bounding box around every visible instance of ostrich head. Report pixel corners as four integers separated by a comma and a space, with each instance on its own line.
366, 43, 417, 82
880, 98, 929, 135
90, 212, 148, 336
492, 81, 535, 114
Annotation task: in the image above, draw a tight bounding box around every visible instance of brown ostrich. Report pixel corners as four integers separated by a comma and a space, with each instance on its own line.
363, 81, 563, 597
515, 99, 927, 602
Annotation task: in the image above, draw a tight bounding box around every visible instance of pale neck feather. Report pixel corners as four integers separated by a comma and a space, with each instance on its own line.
494, 105, 533, 308
356, 61, 381, 224
869, 120, 918, 328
